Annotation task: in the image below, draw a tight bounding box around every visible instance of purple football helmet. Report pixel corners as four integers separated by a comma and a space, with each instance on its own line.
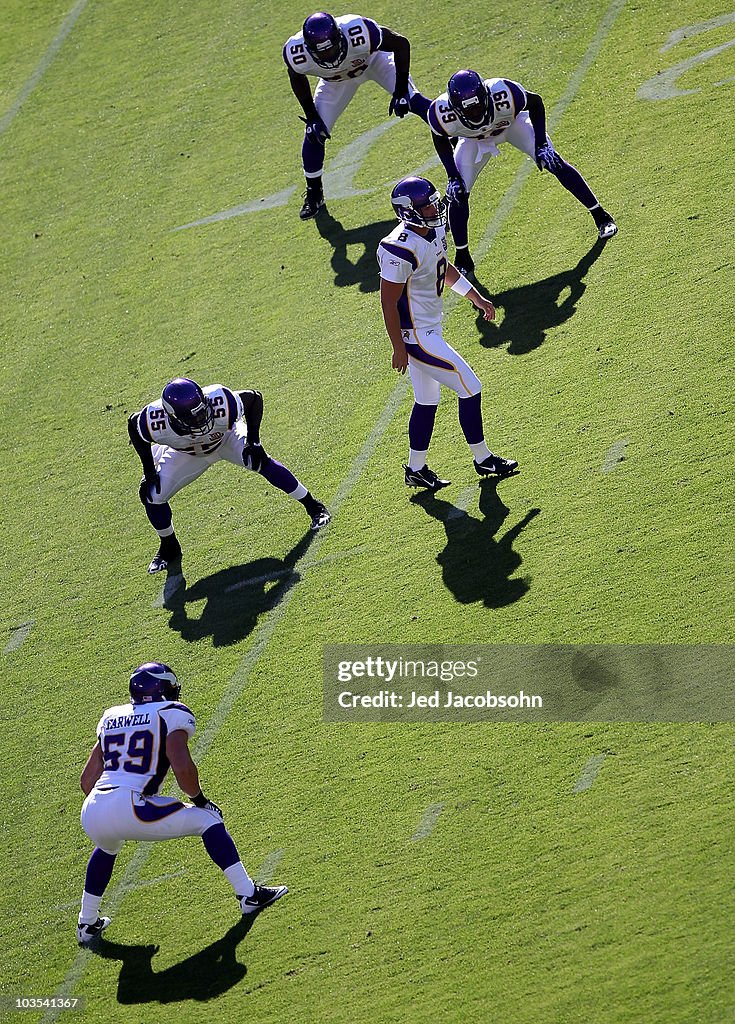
391, 176, 447, 229
447, 70, 491, 129
303, 12, 347, 68
129, 662, 181, 704
161, 378, 214, 435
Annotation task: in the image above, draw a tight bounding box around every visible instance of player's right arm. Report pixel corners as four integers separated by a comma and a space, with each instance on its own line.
166, 730, 223, 816
80, 742, 103, 795
285, 58, 318, 119
427, 101, 461, 180
127, 409, 159, 492
380, 278, 409, 374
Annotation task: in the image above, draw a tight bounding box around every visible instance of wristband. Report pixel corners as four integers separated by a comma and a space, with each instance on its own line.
192, 791, 207, 808
451, 275, 473, 296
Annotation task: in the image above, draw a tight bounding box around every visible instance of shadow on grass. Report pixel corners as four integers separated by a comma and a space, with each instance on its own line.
164, 532, 315, 646
315, 208, 397, 292
411, 479, 540, 608
475, 238, 607, 354
93, 916, 254, 1004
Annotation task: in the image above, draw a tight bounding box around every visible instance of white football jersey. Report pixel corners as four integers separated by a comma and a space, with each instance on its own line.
134, 384, 244, 457
377, 223, 450, 331
283, 15, 382, 82
95, 699, 196, 796
429, 78, 527, 141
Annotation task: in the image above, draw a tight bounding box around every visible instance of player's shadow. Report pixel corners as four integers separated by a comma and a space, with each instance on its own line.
315, 209, 397, 292
164, 533, 314, 647
93, 916, 254, 1004
475, 238, 606, 355
411, 479, 540, 607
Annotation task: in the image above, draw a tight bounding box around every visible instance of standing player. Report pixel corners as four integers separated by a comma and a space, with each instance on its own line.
378, 176, 517, 491
426, 69, 617, 273
128, 378, 330, 574
284, 11, 419, 219
76, 662, 287, 944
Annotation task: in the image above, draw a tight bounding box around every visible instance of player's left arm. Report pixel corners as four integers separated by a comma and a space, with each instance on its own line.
80, 742, 104, 795
522, 89, 547, 150
237, 390, 264, 444
446, 262, 496, 321
377, 24, 411, 116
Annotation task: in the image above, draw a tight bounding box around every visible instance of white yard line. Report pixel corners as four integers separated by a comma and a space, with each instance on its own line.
44, 4, 626, 1015
573, 753, 607, 793
601, 438, 629, 473
410, 802, 445, 841
255, 849, 285, 885
0, 0, 91, 137
3, 620, 35, 654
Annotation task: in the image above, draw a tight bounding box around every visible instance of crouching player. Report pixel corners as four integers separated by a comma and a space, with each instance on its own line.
77, 662, 287, 944
128, 378, 330, 574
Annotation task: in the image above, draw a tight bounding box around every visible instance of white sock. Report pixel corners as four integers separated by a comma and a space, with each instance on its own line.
289, 482, 308, 501
156, 525, 175, 538
79, 890, 103, 924
224, 862, 255, 898
408, 449, 428, 471
469, 440, 491, 462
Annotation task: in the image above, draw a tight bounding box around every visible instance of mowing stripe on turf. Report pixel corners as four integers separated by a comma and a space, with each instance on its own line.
3, 620, 35, 654
410, 803, 446, 841
573, 753, 607, 792
43, 4, 627, 1015
602, 438, 629, 473
0, 0, 91, 138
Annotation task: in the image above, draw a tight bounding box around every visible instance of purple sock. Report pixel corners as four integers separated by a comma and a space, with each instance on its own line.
448, 196, 470, 249
144, 500, 172, 532
202, 823, 240, 870
409, 403, 437, 451
458, 393, 484, 444
302, 133, 325, 177
552, 157, 597, 208
84, 848, 116, 897
260, 456, 301, 495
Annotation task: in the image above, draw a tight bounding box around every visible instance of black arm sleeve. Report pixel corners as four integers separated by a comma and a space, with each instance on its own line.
431, 132, 459, 179
524, 92, 547, 149
378, 27, 410, 93
238, 390, 264, 444
127, 414, 156, 479
287, 65, 318, 119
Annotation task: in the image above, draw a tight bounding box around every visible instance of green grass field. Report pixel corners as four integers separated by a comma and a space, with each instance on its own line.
1, 0, 733, 1021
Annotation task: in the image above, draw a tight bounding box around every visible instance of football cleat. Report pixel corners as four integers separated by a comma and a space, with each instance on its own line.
148, 537, 182, 574
454, 250, 475, 276
299, 189, 326, 220
404, 464, 451, 491
239, 884, 289, 915
77, 916, 111, 945
474, 454, 518, 479
309, 501, 331, 531
598, 217, 618, 240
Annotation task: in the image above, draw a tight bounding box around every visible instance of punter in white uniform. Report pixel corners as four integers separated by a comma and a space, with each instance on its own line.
76, 662, 287, 944
128, 378, 330, 574
284, 11, 419, 219
377, 175, 518, 492
425, 69, 617, 272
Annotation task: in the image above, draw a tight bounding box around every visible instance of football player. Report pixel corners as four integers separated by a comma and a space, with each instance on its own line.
377, 176, 517, 491
76, 662, 287, 944
426, 69, 617, 273
284, 11, 420, 219
128, 378, 330, 574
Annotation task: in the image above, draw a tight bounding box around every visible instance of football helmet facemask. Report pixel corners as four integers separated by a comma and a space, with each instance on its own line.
161, 378, 215, 436
447, 70, 491, 129
303, 12, 348, 69
129, 662, 181, 704
391, 176, 447, 229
